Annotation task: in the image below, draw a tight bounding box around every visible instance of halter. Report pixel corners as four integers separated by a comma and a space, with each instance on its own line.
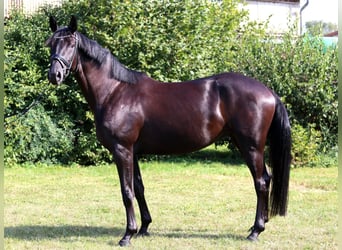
50, 33, 79, 79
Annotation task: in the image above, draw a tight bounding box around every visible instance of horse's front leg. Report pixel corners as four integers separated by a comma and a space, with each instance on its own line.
114, 144, 137, 246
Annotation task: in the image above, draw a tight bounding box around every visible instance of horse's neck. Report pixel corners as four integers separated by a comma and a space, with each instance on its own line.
74, 58, 120, 113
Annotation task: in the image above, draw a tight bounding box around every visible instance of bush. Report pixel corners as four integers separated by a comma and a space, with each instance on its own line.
291, 122, 321, 167
5, 0, 249, 165
4, 0, 337, 167
5, 104, 74, 164
233, 26, 337, 157
4, 10, 112, 165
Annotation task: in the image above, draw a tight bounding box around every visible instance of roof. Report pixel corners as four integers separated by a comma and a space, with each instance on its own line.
245, 0, 300, 3
324, 31, 338, 37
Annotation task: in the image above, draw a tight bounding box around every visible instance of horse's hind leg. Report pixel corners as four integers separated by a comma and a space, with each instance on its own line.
134, 156, 152, 236
242, 147, 271, 241
236, 138, 271, 241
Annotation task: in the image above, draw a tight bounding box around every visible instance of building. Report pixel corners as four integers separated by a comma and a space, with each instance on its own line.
322, 31, 338, 48
4, 0, 63, 18
324, 31, 338, 37
241, 0, 302, 35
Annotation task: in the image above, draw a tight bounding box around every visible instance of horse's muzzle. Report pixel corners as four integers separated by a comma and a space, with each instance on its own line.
48, 70, 63, 85
48, 62, 64, 85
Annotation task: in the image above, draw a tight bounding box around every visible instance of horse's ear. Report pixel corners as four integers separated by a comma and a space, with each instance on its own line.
68, 15, 78, 33
49, 16, 58, 32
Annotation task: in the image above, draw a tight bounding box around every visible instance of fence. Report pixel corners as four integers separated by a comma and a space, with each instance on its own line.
4, 0, 63, 17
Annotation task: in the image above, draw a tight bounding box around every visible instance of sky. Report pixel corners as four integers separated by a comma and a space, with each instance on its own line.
301, 0, 338, 25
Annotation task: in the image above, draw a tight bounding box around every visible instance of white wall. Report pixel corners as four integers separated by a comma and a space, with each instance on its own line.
5, 0, 63, 17
241, 0, 300, 34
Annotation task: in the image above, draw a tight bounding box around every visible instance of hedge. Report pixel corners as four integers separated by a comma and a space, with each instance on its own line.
4, 0, 337, 166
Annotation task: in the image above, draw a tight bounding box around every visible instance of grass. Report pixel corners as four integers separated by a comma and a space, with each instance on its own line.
5, 147, 338, 249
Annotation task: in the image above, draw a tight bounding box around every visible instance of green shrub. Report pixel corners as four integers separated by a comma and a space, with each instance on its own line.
233, 27, 337, 155
5, 104, 74, 164
291, 122, 321, 167
4, 0, 337, 166
5, 0, 248, 165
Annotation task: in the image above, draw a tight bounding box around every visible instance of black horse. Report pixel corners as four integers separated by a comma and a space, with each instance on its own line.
46, 16, 291, 246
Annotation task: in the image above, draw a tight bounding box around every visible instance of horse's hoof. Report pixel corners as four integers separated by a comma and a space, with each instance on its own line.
246, 233, 259, 242
118, 238, 131, 247
247, 229, 260, 242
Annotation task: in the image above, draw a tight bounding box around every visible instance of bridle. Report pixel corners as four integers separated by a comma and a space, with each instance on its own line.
50, 33, 79, 79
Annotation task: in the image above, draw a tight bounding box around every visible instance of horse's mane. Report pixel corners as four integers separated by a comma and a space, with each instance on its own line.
77, 32, 142, 84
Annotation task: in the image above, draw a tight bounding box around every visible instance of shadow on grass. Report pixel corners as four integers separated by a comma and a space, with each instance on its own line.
5, 225, 123, 240
153, 229, 247, 241
139, 147, 245, 166
5, 225, 246, 242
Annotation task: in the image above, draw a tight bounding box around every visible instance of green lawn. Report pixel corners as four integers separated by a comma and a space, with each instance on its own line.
5, 152, 337, 249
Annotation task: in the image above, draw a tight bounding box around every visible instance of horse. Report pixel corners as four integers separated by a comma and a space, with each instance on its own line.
46, 16, 291, 246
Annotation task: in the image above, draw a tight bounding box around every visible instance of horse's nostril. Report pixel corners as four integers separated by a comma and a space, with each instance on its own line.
56, 71, 62, 80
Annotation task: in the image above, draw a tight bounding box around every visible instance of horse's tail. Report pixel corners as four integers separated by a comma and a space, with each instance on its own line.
268, 95, 292, 217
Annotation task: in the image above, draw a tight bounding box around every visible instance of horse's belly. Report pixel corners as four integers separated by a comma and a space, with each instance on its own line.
134, 121, 224, 155
135, 137, 209, 155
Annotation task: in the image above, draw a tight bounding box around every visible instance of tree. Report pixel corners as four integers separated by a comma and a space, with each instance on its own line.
305, 21, 337, 36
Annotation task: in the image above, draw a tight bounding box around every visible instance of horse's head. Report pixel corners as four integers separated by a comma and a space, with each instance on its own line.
46, 16, 78, 85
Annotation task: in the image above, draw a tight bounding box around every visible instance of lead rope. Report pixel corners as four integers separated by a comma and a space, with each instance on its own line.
4, 86, 53, 126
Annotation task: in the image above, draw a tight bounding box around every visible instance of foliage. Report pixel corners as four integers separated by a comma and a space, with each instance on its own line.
305, 21, 337, 36
5, 104, 74, 164
4, 0, 337, 167
290, 122, 321, 167
4, 10, 112, 165
233, 26, 338, 156
42, 0, 248, 82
